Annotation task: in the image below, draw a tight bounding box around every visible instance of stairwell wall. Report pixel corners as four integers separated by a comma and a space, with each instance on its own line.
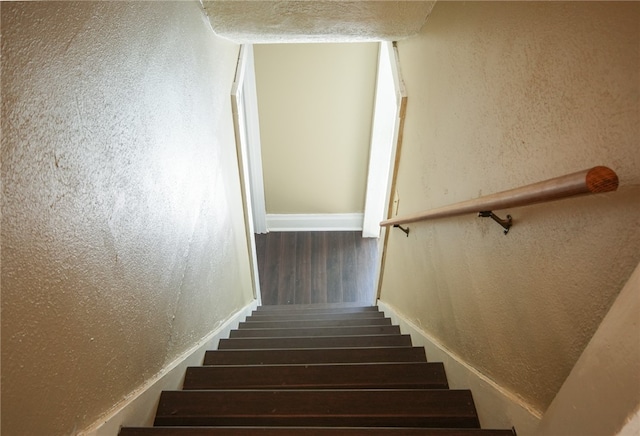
379, 0, 639, 428
254, 42, 378, 216
1, 2, 254, 434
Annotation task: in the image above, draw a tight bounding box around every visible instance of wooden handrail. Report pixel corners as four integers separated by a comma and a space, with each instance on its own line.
380, 166, 619, 227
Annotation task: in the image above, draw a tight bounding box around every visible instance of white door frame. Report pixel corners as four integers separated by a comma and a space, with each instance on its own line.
242, 42, 404, 238
362, 41, 406, 238
231, 44, 266, 304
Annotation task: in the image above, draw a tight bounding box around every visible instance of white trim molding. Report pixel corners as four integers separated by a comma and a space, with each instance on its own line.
231, 44, 267, 234
362, 41, 406, 238
377, 300, 542, 436
266, 213, 364, 232
80, 300, 259, 436
232, 44, 263, 303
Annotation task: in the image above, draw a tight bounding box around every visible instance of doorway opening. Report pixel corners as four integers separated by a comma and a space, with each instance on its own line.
232, 42, 406, 305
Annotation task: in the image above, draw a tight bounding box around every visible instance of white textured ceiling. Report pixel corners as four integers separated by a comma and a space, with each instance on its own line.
203, 1, 436, 43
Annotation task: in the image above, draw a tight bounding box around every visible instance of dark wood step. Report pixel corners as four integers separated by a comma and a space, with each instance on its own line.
154, 389, 480, 428
218, 335, 412, 350
238, 317, 392, 329
184, 362, 448, 390
229, 325, 400, 338
121, 427, 515, 435
256, 304, 378, 312
245, 311, 385, 322
204, 347, 428, 365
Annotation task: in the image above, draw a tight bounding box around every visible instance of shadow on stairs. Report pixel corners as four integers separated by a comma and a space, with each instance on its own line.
119, 303, 515, 435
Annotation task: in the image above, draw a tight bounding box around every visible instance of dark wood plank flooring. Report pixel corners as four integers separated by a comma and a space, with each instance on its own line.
255, 232, 378, 306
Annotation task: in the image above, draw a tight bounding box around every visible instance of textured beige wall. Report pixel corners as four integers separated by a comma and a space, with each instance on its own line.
535, 261, 640, 436
254, 43, 378, 214
380, 1, 640, 415
204, 1, 435, 43
1, 2, 253, 434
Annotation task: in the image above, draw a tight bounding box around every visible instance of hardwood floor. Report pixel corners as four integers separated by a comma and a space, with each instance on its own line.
255, 232, 378, 306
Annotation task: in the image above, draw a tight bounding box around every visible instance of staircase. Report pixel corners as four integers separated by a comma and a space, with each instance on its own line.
119, 304, 514, 435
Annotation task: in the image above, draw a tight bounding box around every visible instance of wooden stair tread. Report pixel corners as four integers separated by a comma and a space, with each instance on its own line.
183, 362, 448, 390
119, 305, 513, 435
154, 389, 480, 428
204, 347, 428, 365
120, 427, 514, 435
230, 325, 400, 338
238, 317, 392, 329
218, 334, 412, 349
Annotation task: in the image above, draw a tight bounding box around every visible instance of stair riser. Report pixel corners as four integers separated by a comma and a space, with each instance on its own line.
203, 347, 428, 365
155, 390, 480, 428
245, 311, 385, 321
229, 325, 400, 338
154, 417, 480, 428
121, 429, 515, 436
183, 362, 448, 390
218, 335, 412, 349
255, 306, 379, 314
238, 318, 392, 329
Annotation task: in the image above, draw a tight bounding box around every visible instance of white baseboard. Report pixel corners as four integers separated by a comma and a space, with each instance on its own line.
80, 299, 259, 436
377, 300, 542, 436
266, 213, 364, 232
